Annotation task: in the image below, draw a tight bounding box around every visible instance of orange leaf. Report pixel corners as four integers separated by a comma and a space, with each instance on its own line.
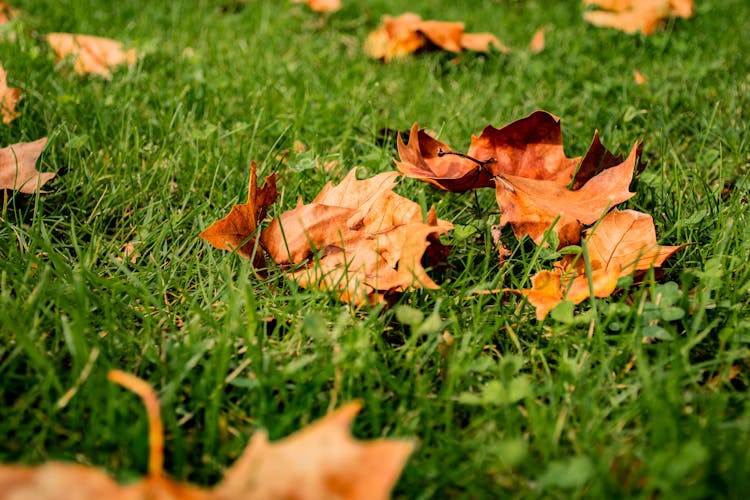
364, 12, 505, 60
214, 401, 415, 499
0, 63, 20, 124
0, 2, 15, 24
292, 0, 341, 13
633, 69, 647, 85
468, 111, 583, 184
199, 162, 278, 266
261, 168, 453, 304
395, 123, 495, 192
583, 0, 693, 35
397, 112, 622, 193
528, 27, 546, 53
0, 138, 54, 193
47, 33, 136, 78
585, 208, 685, 275
0, 372, 414, 500
516, 208, 684, 319
494, 141, 640, 246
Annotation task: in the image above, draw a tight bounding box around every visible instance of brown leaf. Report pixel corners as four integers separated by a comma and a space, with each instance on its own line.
585, 208, 685, 275
468, 111, 582, 184
494, 141, 640, 246
395, 123, 495, 192
199, 162, 278, 266
364, 12, 505, 60
0, 371, 414, 500
528, 27, 546, 53
0, 138, 54, 193
261, 168, 452, 304
292, 0, 341, 13
215, 401, 414, 499
397, 112, 617, 192
516, 208, 684, 319
0, 2, 15, 24
583, 0, 693, 35
0, 63, 19, 124
47, 33, 137, 78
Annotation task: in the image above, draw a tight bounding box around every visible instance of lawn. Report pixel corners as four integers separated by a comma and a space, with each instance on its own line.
1, 0, 749, 497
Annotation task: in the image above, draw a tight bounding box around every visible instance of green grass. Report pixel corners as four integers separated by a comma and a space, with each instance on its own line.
1, 0, 749, 497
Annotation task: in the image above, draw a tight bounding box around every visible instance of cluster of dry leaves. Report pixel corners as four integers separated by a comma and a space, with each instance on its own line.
201, 165, 453, 305
0, 371, 414, 499
397, 111, 683, 318
203, 111, 682, 319
0, 3, 136, 191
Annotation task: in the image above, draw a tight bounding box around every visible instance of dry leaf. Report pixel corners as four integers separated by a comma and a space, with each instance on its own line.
397, 112, 594, 192
633, 69, 646, 85
0, 370, 414, 500
47, 33, 137, 78
528, 27, 546, 53
116, 242, 141, 264
0, 2, 15, 24
396, 111, 640, 246
494, 142, 639, 246
260, 168, 453, 304
396, 123, 496, 192
0, 138, 54, 193
292, 0, 341, 13
583, 0, 693, 35
199, 162, 278, 266
0, 63, 20, 124
517, 209, 684, 319
364, 12, 506, 60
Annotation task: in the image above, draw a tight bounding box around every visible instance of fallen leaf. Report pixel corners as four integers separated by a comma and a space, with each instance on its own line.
46, 33, 137, 78
583, 0, 693, 35
395, 123, 496, 192
494, 142, 639, 246
116, 242, 141, 264
528, 27, 546, 53
0, 63, 20, 124
292, 0, 341, 13
397, 112, 599, 191
261, 168, 453, 304
633, 69, 646, 85
364, 12, 506, 60
199, 162, 278, 266
0, 138, 54, 193
0, 370, 415, 500
0, 2, 15, 24
517, 209, 684, 319
396, 111, 641, 246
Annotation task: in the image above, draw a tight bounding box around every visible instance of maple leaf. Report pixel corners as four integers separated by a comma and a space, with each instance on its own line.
583, 0, 694, 35
0, 370, 415, 499
364, 12, 506, 61
0, 63, 20, 124
517, 209, 685, 319
494, 140, 640, 246
397, 112, 605, 192
292, 0, 341, 13
261, 168, 453, 304
397, 111, 641, 246
199, 162, 278, 266
395, 123, 496, 193
46, 33, 137, 79
0, 138, 55, 193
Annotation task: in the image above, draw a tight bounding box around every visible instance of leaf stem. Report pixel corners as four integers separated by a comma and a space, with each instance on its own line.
437, 148, 496, 173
